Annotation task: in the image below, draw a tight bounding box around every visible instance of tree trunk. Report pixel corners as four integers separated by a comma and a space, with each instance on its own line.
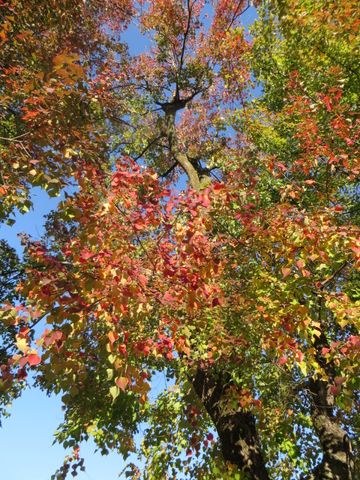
192, 368, 270, 480
307, 312, 355, 480
308, 379, 354, 480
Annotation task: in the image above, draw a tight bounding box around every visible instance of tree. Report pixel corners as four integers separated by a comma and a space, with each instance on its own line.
0, 1, 359, 479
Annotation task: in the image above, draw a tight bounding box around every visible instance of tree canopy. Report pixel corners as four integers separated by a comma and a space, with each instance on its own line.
0, 1, 359, 479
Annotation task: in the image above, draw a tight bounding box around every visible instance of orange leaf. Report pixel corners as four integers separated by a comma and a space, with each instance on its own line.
282, 267, 291, 278
296, 259, 305, 269
108, 331, 119, 346
116, 376, 129, 391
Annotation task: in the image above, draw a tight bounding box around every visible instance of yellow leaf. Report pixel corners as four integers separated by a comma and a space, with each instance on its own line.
110, 385, 119, 400
53, 52, 80, 67
16, 337, 29, 354
64, 148, 77, 158
338, 318, 348, 328
298, 361, 308, 377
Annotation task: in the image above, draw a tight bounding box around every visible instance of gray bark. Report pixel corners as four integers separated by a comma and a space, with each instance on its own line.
308, 379, 354, 480
192, 368, 270, 480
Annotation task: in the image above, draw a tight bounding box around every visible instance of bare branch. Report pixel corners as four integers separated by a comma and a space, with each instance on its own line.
160, 161, 178, 178
132, 135, 162, 162
226, 1, 251, 33
0, 132, 29, 142
319, 261, 350, 290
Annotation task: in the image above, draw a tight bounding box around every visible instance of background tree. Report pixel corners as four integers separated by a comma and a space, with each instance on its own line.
0, 1, 359, 479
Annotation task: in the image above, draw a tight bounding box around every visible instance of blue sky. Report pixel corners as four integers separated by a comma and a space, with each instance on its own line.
0, 5, 258, 479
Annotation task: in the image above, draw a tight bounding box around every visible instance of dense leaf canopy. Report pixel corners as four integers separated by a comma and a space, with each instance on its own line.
0, 1, 359, 479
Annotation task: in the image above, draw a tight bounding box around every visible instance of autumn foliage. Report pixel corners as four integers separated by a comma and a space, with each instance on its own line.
0, 1, 359, 479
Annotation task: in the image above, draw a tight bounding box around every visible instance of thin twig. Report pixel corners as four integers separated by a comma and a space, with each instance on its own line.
226, 1, 251, 33
0, 132, 29, 142
319, 261, 350, 290
132, 135, 162, 162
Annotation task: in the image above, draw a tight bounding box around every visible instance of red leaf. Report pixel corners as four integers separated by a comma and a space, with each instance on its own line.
278, 356, 288, 365
28, 354, 41, 366
162, 291, 177, 305
330, 385, 341, 396
212, 297, 223, 307
80, 249, 94, 261
22, 109, 40, 121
